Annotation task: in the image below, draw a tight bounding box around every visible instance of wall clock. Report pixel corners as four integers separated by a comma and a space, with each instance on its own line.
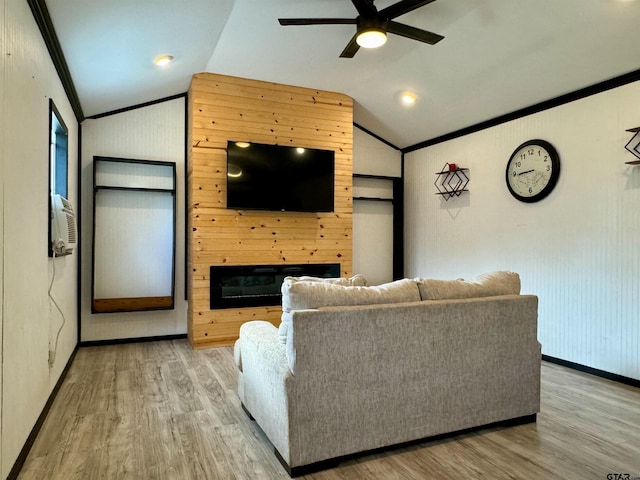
505, 139, 560, 203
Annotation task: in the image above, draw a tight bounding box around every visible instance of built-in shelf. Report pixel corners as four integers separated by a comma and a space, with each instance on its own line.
434, 163, 470, 200
353, 173, 400, 180
353, 196, 394, 203
94, 185, 175, 194
352, 174, 396, 203
92, 156, 177, 314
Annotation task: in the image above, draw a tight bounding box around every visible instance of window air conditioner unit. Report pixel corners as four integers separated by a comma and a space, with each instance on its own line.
51, 194, 77, 255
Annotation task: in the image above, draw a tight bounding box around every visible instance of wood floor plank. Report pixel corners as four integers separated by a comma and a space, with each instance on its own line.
132, 408, 185, 479
162, 360, 204, 415
17, 340, 640, 480
174, 411, 233, 479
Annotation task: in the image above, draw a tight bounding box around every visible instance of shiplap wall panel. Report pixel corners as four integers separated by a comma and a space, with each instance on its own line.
353, 201, 394, 286
351, 129, 402, 286
353, 127, 401, 177
353, 177, 394, 199
405, 81, 640, 381
188, 73, 353, 348
93, 190, 174, 298
81, 98, 186, 342
2, 0, 79, 475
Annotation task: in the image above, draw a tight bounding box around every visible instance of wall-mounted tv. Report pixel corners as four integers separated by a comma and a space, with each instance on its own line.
226, 141, 335, 212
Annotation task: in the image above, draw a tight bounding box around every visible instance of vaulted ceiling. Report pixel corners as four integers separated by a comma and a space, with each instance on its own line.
46, 0, 640, 149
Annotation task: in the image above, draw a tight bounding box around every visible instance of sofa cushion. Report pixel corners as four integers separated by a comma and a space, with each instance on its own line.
417, 271, 520, 301
284, 274, 368, 287
282, 278, 420, 312
278, 278, 420, 343
277, 274, 368, 344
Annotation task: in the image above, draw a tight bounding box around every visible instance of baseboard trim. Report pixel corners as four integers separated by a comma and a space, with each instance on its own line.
542, 355, 640, 389
276, 414, 537, 477
7, 345, 79, 480
79, 333, 187, 347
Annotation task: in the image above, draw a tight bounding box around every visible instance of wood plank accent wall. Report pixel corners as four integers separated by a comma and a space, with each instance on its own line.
187, 73, 353, 348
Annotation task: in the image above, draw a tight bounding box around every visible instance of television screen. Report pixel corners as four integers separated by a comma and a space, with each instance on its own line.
226, 141, 335, 212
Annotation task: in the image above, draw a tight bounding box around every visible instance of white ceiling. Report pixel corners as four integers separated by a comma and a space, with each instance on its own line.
46, 0, 640, 149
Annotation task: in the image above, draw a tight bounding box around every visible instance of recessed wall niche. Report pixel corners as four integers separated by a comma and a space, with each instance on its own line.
187, 73, 354, 348
92, 156, 176, 313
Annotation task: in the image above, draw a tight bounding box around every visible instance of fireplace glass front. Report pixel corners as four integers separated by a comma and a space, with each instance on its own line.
210, 263, 340, 309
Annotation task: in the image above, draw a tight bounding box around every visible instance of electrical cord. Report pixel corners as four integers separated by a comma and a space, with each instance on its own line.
48, 243, 66, 367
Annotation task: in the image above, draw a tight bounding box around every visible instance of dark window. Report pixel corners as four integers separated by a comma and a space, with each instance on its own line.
49, 99, 68, 198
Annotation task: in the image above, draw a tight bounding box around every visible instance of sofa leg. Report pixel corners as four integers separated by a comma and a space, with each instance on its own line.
506, 413, 537, 426
274, 449, 294, 477
274, 448, 340, 478
241, 403, 254, 421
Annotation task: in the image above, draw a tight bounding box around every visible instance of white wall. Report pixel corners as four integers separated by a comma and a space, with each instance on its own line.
405, 81, 640, 381
353, 127, 401, 177
81, 99, 187, 341
0, 0, 5, 469
352, 128, 401, 284
1, 0, 79, 476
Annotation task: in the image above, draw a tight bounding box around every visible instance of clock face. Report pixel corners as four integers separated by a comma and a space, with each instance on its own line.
506, 140, 560, 203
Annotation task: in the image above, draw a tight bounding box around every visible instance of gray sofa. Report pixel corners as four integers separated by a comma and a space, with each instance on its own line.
234, 272, 541, 476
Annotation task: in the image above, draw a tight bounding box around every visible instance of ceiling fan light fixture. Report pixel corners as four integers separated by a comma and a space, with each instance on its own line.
356, 29, 387, 49
154, 55, 173, 66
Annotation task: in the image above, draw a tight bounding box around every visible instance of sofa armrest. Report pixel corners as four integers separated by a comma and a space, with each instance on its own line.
236, 320, 294, 464
238, 320, 289, 375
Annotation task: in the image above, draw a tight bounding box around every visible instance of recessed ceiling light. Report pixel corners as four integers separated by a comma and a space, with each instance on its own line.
154, 55, 173, 66
356, 29, 387, 49
296, 147, 305, 154
235, 141, 251, 148
401, 92, 416, 105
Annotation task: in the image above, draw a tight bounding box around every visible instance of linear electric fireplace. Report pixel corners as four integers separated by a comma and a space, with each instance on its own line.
210, 263, 340, 309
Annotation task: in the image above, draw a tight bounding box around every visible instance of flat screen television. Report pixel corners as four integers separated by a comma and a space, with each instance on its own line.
226, 141, 335, 212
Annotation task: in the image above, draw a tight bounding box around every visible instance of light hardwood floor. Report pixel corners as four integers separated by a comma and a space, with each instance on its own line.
17, 340, 640, 480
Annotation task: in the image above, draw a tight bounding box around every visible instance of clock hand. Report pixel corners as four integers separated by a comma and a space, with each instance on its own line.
518, 169, 534, 176
532, 172, 545, 185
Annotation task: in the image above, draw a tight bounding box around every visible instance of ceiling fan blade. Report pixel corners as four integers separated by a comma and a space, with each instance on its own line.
379, 0, 437, 20
340, 33, 361, 58
351, 0, 377, 17
387, 20, 444, 44
278, 18, 356, 26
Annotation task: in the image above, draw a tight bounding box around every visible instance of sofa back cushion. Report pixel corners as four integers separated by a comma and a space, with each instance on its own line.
284, 274, 368, 287
278, 278, 420, 343
282, 278, 420, 312
416, 271, 520, 301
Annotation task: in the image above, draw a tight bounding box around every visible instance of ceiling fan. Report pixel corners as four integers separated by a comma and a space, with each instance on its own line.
278, 0, 444, 58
